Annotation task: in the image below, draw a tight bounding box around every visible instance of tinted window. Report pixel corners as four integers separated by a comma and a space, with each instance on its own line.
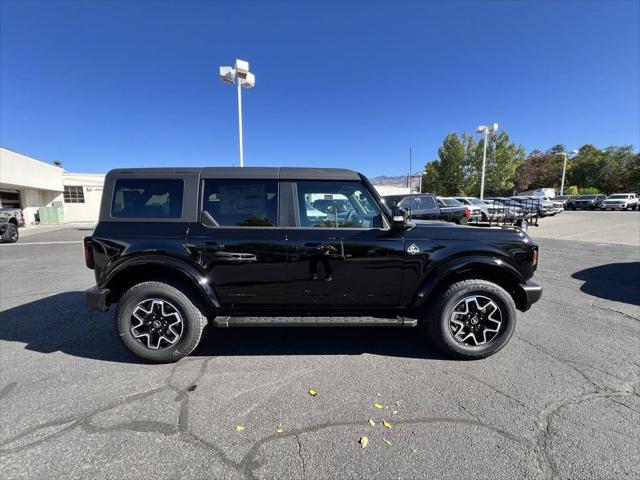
111, 179, 183, 218
420, 196, 436, 209
295, 181, 383, 228
202, 179, 277, 227
440, 198, 463, 207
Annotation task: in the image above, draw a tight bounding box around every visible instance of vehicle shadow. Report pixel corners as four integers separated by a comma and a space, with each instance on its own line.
0, 292, 449, 363
572, 262, 640, 306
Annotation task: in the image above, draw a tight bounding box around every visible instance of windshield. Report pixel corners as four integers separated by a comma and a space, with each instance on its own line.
578, 195, 597, 199
469, 198, 485, 205
440, 198, 463, 207
607, 194, 628, 199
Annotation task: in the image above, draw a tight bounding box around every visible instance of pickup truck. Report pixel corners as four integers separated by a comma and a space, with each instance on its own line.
398, 194, 470, 224
0, 207, 23, 243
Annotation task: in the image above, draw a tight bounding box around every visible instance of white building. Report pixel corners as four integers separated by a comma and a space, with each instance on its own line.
0, 147, 105, 224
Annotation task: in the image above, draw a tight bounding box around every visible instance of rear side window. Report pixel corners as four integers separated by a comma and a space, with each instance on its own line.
111, 178, 184, 218
202, 179, 278, 227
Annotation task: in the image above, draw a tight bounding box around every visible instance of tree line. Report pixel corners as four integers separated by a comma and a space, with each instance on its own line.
420, 131, 639, 196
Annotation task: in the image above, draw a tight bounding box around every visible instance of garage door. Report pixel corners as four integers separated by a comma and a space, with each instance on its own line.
0, 190, 21, 208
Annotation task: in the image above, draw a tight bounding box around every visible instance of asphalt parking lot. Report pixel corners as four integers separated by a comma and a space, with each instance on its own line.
1, 211, 638, 479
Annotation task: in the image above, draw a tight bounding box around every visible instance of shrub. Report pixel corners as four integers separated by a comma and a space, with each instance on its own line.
565, 185, 579, 195
579, 186, 600, 194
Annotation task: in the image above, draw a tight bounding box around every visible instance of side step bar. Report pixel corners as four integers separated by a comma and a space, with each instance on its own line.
212, 316, 418, 328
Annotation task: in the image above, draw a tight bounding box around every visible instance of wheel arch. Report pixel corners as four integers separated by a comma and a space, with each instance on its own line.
103, 257, 220, 315
414, 256, 529, 311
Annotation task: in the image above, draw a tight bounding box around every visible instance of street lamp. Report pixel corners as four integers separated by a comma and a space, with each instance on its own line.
555, 149, 578, 195
476, 123, 499, 199
219, 59, 256, 167
418, 171, 428, 193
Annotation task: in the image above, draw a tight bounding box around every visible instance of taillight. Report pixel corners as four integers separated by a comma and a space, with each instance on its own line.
464, 207, 470, 219
531, 249, 539, 270
83, 237, 95, 269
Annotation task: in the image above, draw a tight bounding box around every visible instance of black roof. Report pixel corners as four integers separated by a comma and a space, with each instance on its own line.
107, 167, 361, 181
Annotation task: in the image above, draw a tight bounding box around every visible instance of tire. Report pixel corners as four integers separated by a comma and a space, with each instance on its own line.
424, 279, 517, 360
515, 219, 528, 232
1, 223, 19, 243
115, 281, 208, 362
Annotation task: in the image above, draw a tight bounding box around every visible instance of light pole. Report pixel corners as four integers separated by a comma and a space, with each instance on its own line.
555, 149, 578, 195
418, 171, 428, 193
219, 59, 256, 167
475, 123, 498, 199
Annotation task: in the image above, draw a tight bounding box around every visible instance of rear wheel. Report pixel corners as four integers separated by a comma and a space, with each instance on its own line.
424, 279, 517, 360
1, 223, 19, 243
115, 281, 207, 362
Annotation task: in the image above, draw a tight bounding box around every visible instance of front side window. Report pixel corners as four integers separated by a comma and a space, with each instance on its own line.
64, 185, 85, 203
295, 181, 383, 228
111, 178, 183, 218
202, 179, 278, 227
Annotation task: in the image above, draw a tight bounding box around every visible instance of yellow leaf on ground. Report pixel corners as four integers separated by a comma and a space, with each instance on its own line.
392, 410, 398, 414
368, 418, 376, 427
382, 438, 392, 446
276, 427, 284, 433
411, 448, 417, 453
235, 425, 245, 432
374, 402, 384, 409
359, 436, 369, 448
308, 389, 318, 396
396, 401, 402, 407
383, 420, 392, 429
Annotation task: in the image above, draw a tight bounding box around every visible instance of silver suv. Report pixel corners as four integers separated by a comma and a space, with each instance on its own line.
601, 193, 639, 211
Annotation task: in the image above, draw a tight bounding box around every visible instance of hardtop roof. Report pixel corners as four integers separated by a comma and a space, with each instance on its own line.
106, 166, 361, 181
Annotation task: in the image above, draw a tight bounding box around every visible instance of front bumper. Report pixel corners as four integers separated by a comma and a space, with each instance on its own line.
85, 285, 110, 311
520, 280, 542, 311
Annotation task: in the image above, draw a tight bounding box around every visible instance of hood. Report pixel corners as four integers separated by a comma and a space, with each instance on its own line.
405, 221, 534, 244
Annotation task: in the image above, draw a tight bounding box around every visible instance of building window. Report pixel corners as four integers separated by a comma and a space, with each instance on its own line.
63, 186, 85, 203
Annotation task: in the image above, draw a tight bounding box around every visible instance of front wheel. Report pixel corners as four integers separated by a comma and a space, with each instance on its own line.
1, 223, 19, 243
424, 279, 517, 360
115, 281, 208, 362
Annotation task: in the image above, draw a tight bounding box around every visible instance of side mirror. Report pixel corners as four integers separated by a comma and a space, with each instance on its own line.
391, 206, 408, 230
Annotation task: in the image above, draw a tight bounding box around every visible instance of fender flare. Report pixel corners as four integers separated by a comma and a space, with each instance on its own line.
413, 255, 526, 308
103, 254, 220, 309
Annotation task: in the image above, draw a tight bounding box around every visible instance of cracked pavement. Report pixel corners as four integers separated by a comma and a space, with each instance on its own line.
1, 212, 639, 479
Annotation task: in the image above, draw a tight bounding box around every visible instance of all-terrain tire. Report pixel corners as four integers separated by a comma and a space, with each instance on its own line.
1, 223, 19, 243
115, 281, 208, 362
424, 279, 517, 360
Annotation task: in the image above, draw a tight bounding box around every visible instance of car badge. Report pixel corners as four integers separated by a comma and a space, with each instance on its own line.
407, 244, 420, 255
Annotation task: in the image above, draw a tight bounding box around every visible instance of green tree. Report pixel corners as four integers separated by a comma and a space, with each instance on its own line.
436, 133, 466, 195
421, 160, 441, 194
565, 185, 579, 195
481, 131, 526, 196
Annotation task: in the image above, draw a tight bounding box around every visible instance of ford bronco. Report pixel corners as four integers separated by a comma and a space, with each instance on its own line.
84, 167, 542, 362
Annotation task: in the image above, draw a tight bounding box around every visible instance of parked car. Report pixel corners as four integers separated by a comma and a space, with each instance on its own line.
399, 194, 470, 224
0, 207, 23, 243
513, 196, 556, 217
486, 198, 528, 225
381, 194, 408, 208
455, 197, 493, 222
478, 199, 506, 222
572, 194, 606, 210
438, 197, 482, 222
601, 193, 638, 211
536, 196, 564, 214
84, 167, 541, 362
554, 195, 576, 209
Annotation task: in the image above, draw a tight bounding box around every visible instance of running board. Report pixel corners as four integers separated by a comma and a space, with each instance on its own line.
213, 316, 418, 328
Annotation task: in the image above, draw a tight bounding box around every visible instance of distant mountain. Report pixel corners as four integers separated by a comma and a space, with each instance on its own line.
368, 173, 423, 187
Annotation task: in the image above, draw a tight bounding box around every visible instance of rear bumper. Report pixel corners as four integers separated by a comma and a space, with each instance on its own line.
85, 285, 110, 311
520, 280, 542, 311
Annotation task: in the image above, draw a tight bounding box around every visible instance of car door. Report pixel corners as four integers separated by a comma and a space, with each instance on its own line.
282, 179, 405, 308
186, 175, 287, 306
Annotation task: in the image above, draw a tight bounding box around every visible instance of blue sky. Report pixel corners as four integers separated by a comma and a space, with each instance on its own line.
1, 0, 638, 176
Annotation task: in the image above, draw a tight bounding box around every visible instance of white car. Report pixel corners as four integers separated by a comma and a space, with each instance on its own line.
601, 193, 639, 211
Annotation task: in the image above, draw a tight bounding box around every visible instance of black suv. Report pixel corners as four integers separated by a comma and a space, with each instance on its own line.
84, 167, 542, 362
